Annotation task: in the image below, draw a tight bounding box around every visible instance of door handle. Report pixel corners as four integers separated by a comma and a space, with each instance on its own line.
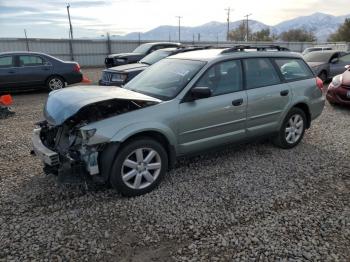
8, 70, 15, 74
280, 90, 289, 96
232, 98, 243, 106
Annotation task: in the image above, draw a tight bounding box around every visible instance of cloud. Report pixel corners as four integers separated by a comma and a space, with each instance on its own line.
0, 5, 39, 13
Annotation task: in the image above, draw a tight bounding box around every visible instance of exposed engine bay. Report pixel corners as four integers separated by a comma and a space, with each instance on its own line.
35, 97, 158, 184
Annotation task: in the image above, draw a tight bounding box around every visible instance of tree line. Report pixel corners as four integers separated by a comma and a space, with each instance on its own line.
228, 18, 350, 42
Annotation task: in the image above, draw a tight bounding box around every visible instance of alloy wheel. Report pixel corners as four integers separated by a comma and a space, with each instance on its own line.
121, 147, 162, 190
285, 114, 304, 144
49, 78, 64, 90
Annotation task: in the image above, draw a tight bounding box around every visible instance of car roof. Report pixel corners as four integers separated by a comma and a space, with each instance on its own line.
140, 42, 181, 46
169, 48, 302, 62
0, 51, 48, 56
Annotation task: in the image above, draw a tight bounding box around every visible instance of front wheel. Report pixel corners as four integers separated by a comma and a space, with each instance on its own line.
109, 138, 168, 196
273, 108, 307, 149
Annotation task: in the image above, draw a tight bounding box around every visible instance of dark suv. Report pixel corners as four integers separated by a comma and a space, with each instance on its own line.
104, 42, 181, 68
99, 46, 212, 86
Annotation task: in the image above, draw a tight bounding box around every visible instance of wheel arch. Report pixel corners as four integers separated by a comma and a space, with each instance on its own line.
292, 102, 311, 128
121, 130, 176, 170
45, 74, 66, 85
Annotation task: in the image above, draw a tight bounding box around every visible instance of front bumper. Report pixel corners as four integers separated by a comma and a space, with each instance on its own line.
32, 128, 59, 166
326, 86, 350, 106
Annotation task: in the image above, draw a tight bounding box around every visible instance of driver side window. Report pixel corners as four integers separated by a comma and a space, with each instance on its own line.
195, 60, 242, 96
339, 54, 350, 63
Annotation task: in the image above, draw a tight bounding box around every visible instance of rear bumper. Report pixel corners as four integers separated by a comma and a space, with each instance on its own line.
65, 73, 83, 85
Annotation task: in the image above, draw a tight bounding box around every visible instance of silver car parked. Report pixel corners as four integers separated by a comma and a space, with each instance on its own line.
32, 46, 325, 196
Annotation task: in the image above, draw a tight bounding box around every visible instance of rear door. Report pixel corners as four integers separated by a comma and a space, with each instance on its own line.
330, 53, 350, 76
15, 55, 52, 86
0, 55, 18, 89
244, 57, 291, 137
178, 59, 247, 154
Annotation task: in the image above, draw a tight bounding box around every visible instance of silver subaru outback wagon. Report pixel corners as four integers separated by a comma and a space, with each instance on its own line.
32, 46, 325, 196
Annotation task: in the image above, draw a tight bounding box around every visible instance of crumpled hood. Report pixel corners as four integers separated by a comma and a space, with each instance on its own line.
44, 86, 161, 126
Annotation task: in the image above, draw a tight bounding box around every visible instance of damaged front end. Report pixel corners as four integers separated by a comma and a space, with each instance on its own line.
32, 86, 160, 185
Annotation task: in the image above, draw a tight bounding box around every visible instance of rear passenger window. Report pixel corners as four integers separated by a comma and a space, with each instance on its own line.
243, 58, 281, 89
195, 60, 242, 96
274, 58, 313, 81
0, 56, 13, 68
19, 56, 44, 66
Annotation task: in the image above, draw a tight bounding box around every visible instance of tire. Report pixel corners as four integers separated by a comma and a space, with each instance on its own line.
273, 108, 307, 149
109, 137, 168, 196
318, 71, 328, 83
46, 76, 65, 91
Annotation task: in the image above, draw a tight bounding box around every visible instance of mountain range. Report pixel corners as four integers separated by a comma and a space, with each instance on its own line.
115, 12, 349, 42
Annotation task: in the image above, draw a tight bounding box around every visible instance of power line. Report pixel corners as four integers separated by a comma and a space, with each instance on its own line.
175, 16, 182, 42
244, 13, 252, 42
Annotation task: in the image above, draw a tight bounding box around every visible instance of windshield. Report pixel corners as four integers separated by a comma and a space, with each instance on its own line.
133, 43, 152, 54
124, 58, 206, 100
140, 49, 173, 65
304, 52, 334, 63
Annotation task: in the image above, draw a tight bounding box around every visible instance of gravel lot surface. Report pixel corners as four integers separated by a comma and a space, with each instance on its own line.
0, 79, 349, 261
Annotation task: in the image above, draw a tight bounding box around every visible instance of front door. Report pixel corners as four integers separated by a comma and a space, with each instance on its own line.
15, 55, 52, 86
330, 53, 350, 77
177, 59, 247, 154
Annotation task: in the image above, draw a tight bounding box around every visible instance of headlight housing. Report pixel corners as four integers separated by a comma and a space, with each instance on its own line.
111, 73, 127, 82
330, 74, 343, 89
81, 128, 96, 141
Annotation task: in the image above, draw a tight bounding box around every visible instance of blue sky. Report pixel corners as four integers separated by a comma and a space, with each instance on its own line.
0, 0, 349, 38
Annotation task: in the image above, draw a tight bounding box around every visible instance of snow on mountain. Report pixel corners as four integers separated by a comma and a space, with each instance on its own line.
115, 12, 350, 42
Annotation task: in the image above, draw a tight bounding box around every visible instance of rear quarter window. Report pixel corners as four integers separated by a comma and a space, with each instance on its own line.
274, 58, 314, 81
0, 56, 13, 68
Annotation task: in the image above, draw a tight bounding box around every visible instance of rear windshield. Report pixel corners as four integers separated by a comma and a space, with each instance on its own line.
140, 49, 173, 65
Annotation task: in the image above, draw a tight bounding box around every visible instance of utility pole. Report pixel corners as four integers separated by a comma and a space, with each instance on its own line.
106, 32, 111, 55
24, 29, 29, 51
192, 33, 195, 45
198, 33, 201, 42
138, 32, 141, 45
176, 16, 182, 42
66, 3, 74, 60
224, 7, 232, 41
244, 13, 252, 42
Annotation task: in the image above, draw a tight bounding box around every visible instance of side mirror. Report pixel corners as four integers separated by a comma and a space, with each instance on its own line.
330, 58, 339, 64
190, 86, 212, 100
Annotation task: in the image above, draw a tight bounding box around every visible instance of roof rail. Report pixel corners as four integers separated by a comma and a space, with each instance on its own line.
221, 45, 290, 54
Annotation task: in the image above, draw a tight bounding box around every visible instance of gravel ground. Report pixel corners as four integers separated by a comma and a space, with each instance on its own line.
0, 83, 349, 261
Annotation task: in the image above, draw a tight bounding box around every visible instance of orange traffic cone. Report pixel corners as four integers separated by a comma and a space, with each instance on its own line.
0, 94, 13, 106
81, 75, 92, 84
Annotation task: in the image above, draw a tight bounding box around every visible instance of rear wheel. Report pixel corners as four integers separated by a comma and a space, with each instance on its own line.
46, 76, 65, 91
273, 108, 306, 149
109, 137, 168, 196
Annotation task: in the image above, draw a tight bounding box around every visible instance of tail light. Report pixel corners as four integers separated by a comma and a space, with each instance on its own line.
73, 63, 81, 72
316, 77, 323, 90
